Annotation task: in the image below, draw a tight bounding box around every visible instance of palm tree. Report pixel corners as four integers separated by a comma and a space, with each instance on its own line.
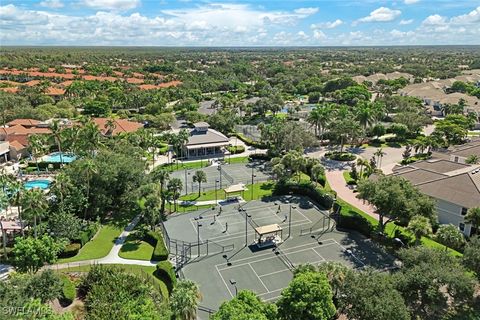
51, 172, 71, 210
311, 164, 324, 186
192, 170, 207, 197
80, 120, 102, 156
170, 280, 202, 320
355, 102, 375, 141
21, 189, 47, 238
104, 118, 117, 137
50, 120, 64, 165
407, 215, 433, 245
178, 129, 190, 160
79, 159, 97, 220
152, 168, 170, 215
8, 179, 24, 236
465, 207, 480, 235
28, 134, 48, 172
167, 178, 183, 212
374, 148, 386, 168
436, 224, 465, 251
356, 158, 369, 179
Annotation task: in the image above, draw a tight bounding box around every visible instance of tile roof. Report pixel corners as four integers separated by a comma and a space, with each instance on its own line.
391, 160, 480, 208
7, 119, 40, 127
92, 118, 143, 136
45, 87, 65, 96
9, 140, 26, 151
186, 127, 229, 146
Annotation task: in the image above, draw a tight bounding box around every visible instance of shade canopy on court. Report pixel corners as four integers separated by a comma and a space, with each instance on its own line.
223, 183, 247, 199
254, 223, 283, 248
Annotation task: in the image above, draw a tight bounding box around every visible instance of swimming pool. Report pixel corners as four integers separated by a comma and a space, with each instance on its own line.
44, 152, 77, 163
24, 179, 51, 190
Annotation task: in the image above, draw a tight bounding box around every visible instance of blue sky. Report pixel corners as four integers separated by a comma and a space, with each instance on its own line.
0, 0, 479, 45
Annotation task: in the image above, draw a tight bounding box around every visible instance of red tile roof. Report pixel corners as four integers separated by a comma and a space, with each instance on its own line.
0, 87, 19, 93
92, 118, 143, 136
126, 78, 144, 84
23, 80, 41, 87
5, 134, 29, 147
45, 87, 65, 96
9, 140, 26, 151
7, 119, 40, 127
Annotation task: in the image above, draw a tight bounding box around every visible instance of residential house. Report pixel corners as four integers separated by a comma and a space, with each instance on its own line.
391, 157, 480, 236
92, 118, 144, 136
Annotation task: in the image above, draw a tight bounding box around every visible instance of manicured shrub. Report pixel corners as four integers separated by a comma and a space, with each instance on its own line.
227, 145, 245, 154
60, 275, 76, 305
325, 152, 356, 161
155, 261, 176, 293
59, 243, 81, 258
337, 209, 374, 237
145, 231, 169, 261
249, 153, 272, 161
273, 181, 334, 210
230, 133, 268, 149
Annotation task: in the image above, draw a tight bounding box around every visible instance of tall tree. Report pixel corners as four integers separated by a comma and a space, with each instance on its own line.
21, 189, 48, 238
407, 215, 433, 245
170, 280, 202, 320
152, 168, 170, 216
277, 271, 336, 320
357, 175, 436, 233
192, 170, 207, 197
167, 178, 183, 212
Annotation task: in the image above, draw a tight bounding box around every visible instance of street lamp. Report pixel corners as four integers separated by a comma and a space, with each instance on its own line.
251, 167, 256, 200
195, 218, 202, 255
215, 179, 219, 205
217, 165, 222, 189
286, 201, 296, 239
184, 169, 190, 195
229, 279, 238, 296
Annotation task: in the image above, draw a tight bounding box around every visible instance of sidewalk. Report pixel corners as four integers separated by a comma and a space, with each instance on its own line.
326, 169, 379, 220
47, 214, 160, 271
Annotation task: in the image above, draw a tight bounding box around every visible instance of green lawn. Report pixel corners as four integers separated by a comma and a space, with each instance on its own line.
342, 171, 356, 184
58, 225, 124, 263
57, 264, 169, 299
162, 156, 250, 172
336, 197, 462, 257
225, 156, 250, 164
119, 234, 155, 261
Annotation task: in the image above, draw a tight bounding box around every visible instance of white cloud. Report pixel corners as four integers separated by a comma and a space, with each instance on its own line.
294, 7, 318, 15
450, 6, 480, 24
311, 19, 343, 29
422, 14, 447, 26
404, 0, 420, 4
399, 19, 413, 25
357, 7, 401, 23
80, 0, 140, 10
39, 0, 64, 8
297, 30, 309, 40
313, 29, 326, 40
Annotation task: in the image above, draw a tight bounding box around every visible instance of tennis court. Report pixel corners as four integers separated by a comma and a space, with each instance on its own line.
162, 196, 396, 319
170, 161, 271, 195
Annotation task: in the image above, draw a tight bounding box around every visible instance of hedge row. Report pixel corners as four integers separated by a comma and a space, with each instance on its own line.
59, 243, 81, 258
273, 181, 334, 210
27, 161, 62, 170
75, 223, 100, 247
324, 152, 356, 162
230, 133, 268, 149
155, 261, 176, 293
248, 153, 272, 161
227, 145, 245, 154
145, 230, 169, 261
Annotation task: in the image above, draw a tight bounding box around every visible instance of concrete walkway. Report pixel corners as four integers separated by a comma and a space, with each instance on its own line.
47, 214, 160, 271
326, 169, 379, 220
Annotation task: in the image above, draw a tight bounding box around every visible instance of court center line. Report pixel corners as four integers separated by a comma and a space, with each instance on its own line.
248, 263, 270, 293
215, 264, 234, 298
216, 240, 337, 271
